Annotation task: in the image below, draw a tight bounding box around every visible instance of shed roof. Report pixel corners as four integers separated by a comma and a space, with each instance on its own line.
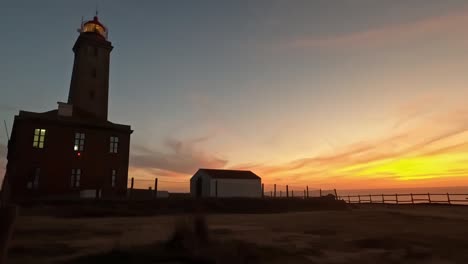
198, 169, 261, 180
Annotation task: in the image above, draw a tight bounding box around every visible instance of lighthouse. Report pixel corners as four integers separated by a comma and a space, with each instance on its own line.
4, 15, 132, 201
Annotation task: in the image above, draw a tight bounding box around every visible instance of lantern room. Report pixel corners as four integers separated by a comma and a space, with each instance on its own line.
80, 16, 108, 39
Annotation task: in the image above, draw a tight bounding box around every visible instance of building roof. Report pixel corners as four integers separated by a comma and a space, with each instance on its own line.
198, 169, 261, 180
16, 107, 132, 133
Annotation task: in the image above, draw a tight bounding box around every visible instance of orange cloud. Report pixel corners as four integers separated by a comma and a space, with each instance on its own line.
240, 106, 468, 190
128, 99, 468, 192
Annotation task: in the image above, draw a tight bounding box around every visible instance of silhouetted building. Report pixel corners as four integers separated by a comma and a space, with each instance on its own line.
190, 169, 262, 198
4, 16, 132, 201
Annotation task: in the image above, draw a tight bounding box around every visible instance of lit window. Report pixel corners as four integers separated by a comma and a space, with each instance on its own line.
111, 169, 117, 187
74, 133, 85, 151
110, 136, 119, 153
33, 129, 46, 148
27, 168, 40, 190
71, 169, 81, 188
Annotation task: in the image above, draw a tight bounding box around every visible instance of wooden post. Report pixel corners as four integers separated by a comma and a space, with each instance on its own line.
395, 194, 398, 205
270, 191, 273, 197
129, 177, 134, 200
382, 194, 385, 204
262, 183, 265, 198
280, 190, 282, 197
306, 186, 309, 198
274, 184, 277, 198
428, 193, 431, 203
319, 189, 322, 197
410, 193, 414, 204
369, 194, 372, 204
154, 178, 158, 199
215, 180, 218, 198
334, 189, 338, 199
358, 194, 361, 204
286, 185, 289, 198
447, 193, 451, 205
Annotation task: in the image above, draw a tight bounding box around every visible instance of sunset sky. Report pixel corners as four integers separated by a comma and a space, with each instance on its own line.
1, 1, 468, 192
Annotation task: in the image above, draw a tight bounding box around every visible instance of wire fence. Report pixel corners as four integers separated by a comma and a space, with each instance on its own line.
127, 177, 336, 198
127, 177, 468, 205
337, 193, 468, 205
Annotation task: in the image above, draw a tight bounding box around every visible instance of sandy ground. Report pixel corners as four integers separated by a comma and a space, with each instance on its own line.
7, 204, 468, 263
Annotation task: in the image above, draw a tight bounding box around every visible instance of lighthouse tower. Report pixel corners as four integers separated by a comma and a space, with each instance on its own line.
68, 16, 113, 120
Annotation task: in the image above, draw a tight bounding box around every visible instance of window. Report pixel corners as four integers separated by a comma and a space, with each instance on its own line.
74, 132, 85, 151
33, 129, 46, 148
27, 168, 40, 190
71, 169, 81, 188
110, 136, 119, 153
111, 169, 117, 187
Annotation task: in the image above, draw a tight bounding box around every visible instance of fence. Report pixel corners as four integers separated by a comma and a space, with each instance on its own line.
126, 178, 468, 205
127, 178, 337, 199
337, 193, 468, 205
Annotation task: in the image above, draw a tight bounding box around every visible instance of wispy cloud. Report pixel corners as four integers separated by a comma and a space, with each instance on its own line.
286, 9, 468, 50
127, 98, 468, 191
241, 105, 468, 189
130, 136, 228, 176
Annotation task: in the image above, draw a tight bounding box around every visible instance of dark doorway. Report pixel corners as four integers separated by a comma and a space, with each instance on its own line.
196, 177, 203, 198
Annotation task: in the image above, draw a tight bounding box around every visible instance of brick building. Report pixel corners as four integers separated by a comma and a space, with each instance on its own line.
4, 16, 132, 201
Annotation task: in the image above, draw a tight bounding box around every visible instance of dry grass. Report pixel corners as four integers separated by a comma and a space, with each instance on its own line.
7, 204, 468, 263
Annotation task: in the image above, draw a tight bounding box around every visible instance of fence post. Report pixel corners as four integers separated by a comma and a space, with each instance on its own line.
270, 191, 273, 198
369, 194, 372, 204
129, 177, 134, 200
395, 194, 399, 205
154, 178, 158, 199
280, 190, 282, 197
358, 195, 361, 204
428, 193, 431, 203
447, 193, 451, 205
410, 193, 414, 204
286, 185, 289, 198
319, 189, 322, 197
262, 183, 265, 198
274, 184, 277, 198
382, 194, 385, 204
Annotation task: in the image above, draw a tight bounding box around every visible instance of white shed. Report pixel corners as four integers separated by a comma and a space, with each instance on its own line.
190, 169, 262, 198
